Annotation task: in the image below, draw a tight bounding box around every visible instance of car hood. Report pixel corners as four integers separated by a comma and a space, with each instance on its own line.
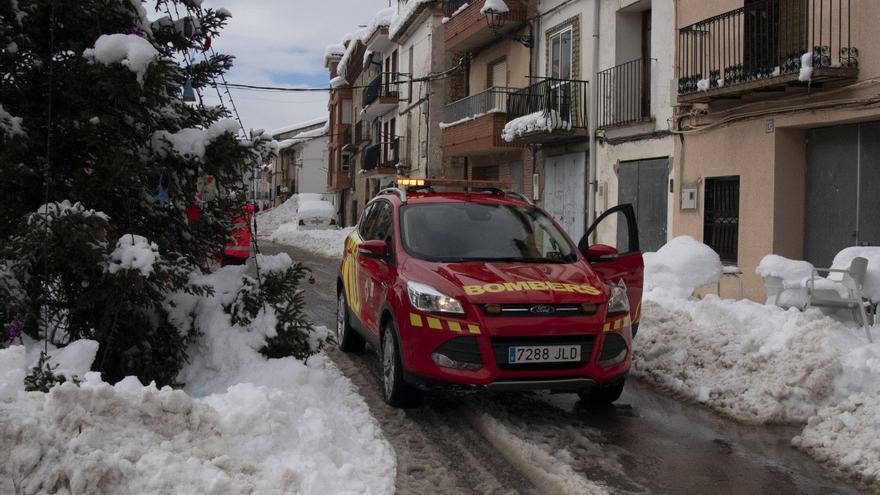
401, 259, 608, 304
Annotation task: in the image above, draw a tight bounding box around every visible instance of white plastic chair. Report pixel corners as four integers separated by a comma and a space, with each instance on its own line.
807, 256, 873, 342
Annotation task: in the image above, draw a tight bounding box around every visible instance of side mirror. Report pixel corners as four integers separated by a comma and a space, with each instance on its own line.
359, 239, 389, 259
586, 244, 619, 262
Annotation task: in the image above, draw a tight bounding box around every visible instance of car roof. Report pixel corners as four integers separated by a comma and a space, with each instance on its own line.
376, 190, 533, 208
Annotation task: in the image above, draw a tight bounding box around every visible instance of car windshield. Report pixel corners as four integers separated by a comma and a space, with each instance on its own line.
400, 202, 578, 263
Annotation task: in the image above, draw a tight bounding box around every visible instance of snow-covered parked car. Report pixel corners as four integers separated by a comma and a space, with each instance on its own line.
295, 194, 338, 230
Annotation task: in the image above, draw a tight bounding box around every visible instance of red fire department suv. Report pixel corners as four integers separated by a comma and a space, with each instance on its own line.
336, 179, 643, 408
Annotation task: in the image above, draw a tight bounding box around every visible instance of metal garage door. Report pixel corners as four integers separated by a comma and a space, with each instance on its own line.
543, 153, 586, 242
805, 122, 880, 267
617, 158, 669, 252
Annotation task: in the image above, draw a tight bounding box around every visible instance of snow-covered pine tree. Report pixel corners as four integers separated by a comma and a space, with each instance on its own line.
0, 0, 278, 384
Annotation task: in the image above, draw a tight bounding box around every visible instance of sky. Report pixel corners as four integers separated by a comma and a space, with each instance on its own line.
199, 0, 389, 133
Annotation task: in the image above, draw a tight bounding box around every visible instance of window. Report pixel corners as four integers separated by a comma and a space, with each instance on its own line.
487, 58, 507, 88
361, 200, 393, 242
341, 152, 351, 171
400, 203, 577, 263
341, 99, 352, 125
472, 165, 499, 180
549, 29, 572, 80
704, 176, 740, 263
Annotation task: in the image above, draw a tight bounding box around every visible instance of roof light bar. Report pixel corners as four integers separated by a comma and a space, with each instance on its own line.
395, 178, 514, 188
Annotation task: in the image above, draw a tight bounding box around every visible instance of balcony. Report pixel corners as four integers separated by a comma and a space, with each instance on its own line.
441, 86, 521, 157
678, 0, 858, 103
361, 138, 399, 178
504, 78, 589, 144
355, 120, 371, 145
444, 0, 531, 53
598, 58, 652, 129
362, 72, 399, 120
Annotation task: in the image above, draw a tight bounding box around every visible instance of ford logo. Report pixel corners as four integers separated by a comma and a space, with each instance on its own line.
530, 305, 556, 315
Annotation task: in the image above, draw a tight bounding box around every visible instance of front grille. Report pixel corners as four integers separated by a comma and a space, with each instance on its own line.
491, 335, 595, 371
434, 336, 482, 365
482, 303, 598, 317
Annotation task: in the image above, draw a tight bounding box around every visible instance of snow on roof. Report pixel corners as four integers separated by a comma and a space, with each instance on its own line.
389, 0, 436, 40
360, 6, 395, 44
270, 116, 328, 137
276, 121, 330, 150
324, 43, 345, 58
330, 76, 347, 89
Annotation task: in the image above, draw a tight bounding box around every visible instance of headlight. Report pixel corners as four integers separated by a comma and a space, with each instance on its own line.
407, 281, 465, 316
606, 282, 630, 316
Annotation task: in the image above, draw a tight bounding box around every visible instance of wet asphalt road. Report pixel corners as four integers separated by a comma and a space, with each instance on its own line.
258, 242, 863, 495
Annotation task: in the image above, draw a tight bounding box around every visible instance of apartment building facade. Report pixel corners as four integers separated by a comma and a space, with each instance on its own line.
440, 0, 535, 194
269, 118, 328, 207
673, 0, 877, 299
593, 0, 675, 253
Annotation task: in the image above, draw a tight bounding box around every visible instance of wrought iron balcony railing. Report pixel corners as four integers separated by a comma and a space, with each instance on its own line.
443, 86, 519, 125
506, 78, 589, 130
363, 143, 381, 171
363, 72, 400, 107
678, 0, 857, 96
355, 120, 371, 144
445, 0, 469, 17
598, 58, 651, 128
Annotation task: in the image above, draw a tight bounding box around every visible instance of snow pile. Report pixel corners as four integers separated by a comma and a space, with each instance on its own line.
107, 234, 159, 277
297, 194, 336, 220
270, 226, 354, 259
0, 103, 24, 137
0, 338, 99, 401
643, 236, 722, 298
793, 392, 880, 487
151, 119, 240, 159
82, 33, 159, 84
30, 200, 110, 224
799, 51, 814, 82
389, 0, 435, 39
756, 254, 814, 308
501, 110, 571, 142
696, 78, 710, 91
256, 193, 303, 235
634, 278, 880, 483
481, 0, 509, 14
832, 247, 880, 301
0, 262, 395, 494
633, 293, 849, 423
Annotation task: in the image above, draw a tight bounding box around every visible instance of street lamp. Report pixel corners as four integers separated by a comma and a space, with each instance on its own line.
483, 4, 533, 47
483, 7, 506, 31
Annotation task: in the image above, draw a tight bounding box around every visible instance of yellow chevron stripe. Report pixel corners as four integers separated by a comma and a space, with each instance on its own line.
427, 317, 442, 330
409, 313, 423, 327
603, 322, 612, 333
624, 315, 631, 327
447, 321, 462, 332
614, 319, 623, 330
467, 324, 481, 335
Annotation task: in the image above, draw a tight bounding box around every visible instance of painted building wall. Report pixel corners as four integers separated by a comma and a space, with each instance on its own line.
594, 0, 676, 248
673, 0, 880, 300
293, 136, 330, 196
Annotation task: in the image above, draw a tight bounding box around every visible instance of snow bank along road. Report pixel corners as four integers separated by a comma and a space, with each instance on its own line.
259, 242, 863, 495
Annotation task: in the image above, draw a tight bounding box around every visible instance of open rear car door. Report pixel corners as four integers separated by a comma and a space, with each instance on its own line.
579, 204, 645, 335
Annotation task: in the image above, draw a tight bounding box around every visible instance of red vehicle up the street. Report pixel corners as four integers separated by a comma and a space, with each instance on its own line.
337, 179, 644, 408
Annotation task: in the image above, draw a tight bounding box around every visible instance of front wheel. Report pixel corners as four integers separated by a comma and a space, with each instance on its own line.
577, 379, 626, 404
336, 291, 365, 353
381, 320, 423, 408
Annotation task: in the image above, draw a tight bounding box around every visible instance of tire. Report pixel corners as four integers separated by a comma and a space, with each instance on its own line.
381, 320, 423, 408
336, 290, 365, 353
578, 378, 626, 405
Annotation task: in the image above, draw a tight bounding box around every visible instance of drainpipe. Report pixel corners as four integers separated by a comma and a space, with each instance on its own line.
587, 0, 600, 242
